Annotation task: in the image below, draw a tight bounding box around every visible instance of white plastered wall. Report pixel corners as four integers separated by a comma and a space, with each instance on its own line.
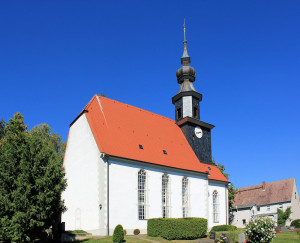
182, 96, 193, 118
291, 180, 300, 221
62, 114, 107, 235
108, 158, 209, 235
208, 181, 227, 229
232, 202, 292, 228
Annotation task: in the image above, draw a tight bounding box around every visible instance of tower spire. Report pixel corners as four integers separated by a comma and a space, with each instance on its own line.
181, 19, 190, 64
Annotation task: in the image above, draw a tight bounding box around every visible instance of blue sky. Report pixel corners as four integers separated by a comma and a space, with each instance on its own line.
1, 1, 299, 189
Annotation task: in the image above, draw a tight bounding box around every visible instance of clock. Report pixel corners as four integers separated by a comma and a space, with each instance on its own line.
194, 126, 203, 138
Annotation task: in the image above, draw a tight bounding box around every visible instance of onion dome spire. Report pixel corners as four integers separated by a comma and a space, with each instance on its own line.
181, 19, 190, 64
176, 20, 196, 91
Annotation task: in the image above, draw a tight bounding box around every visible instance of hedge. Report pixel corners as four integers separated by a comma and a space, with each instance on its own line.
291, 219, 300, 228
211, 225, 237, 232
147, 218, 207, 240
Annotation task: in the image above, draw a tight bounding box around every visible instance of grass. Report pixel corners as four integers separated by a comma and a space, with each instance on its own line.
273, 231, 299, 243
69, 230, 89, 234
75, 231, 299, 243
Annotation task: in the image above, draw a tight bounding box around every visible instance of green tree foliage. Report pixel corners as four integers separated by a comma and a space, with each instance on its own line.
0, 119, 5, 140
216, 161, 237, 224
112, 224, 124, 243
291, 219, 300, 228
0, 113, 67, 242
277, 206, 292, 226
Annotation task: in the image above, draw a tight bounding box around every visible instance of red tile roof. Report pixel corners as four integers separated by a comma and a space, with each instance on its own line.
233, 178, 294, 207
80, 95, 228, 182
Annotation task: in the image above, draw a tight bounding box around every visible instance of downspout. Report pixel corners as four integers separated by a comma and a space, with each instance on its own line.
100, 153, 109, 236
107, 157, 110, 236
225, 184, 228, 224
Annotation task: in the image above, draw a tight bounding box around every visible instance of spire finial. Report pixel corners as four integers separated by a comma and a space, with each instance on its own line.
181, 19, 190, 65
183, 19, 186, 42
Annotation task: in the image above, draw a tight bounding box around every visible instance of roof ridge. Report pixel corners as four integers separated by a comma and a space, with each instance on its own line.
97, 95, 175, 123
238, 178, 295, 191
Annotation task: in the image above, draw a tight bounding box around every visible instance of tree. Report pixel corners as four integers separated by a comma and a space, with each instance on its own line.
277, 207, 291, 226
216, 161, 237, 224
0, 119, 5, 140
113, 224, 124, 243
0, 113, 67, 242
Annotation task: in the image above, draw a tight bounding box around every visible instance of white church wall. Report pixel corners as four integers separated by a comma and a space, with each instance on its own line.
108, 158, 209, 235
62, 114, 106, 235
208, 181, 227, 229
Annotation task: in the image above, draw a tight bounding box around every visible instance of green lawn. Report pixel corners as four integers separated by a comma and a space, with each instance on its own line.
273, 231, 299, 243
77, 231, 299, 243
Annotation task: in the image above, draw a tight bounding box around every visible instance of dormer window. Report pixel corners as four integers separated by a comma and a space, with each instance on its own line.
139, 144, 144, 149
176, 107, 182, 120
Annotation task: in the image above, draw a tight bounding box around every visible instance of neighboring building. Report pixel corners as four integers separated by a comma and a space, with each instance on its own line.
62, 27, 229, 236
232, 178, 300, 227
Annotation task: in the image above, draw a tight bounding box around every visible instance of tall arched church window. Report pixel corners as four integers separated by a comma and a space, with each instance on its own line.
162, 173, 170, 218
182, 177, 189, 217
213, 190, 219, 223
138, 169, 147, 220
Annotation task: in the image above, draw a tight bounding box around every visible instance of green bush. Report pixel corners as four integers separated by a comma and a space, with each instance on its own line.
147, 218, 207, 240
133, 229, 140, 235
291, 219, 300, 228
245, 216, 275, 243
211, 225, 237, 232
112, 224, 124, 243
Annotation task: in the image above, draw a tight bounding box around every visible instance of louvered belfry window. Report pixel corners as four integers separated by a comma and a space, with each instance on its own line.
138, 169, 146, 220
162, 173, 170, 218
182, 177, 189, 217
213, 190, 219, 222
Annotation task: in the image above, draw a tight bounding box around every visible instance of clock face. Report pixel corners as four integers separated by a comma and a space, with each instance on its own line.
194, 126, 203, 138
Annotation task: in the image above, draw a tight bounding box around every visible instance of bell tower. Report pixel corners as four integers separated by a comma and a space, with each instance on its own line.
172, 23, 215, 164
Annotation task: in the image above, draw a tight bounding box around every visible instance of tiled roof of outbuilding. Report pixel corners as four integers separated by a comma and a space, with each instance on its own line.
233, 178, 295, 207
78, 95, 228, 182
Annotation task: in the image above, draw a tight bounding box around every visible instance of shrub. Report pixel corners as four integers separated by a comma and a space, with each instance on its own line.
147, 218, 207, 240
133, 229, 140, 235
277, 207, 291, 226
113, 224, 124, 243
211, 225, 237, 232
123, 229, 127, 235
245, 216, 275, 243
291, 219, 300, 228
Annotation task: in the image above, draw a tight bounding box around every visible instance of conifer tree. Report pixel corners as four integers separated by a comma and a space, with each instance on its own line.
0, 113, 67, 242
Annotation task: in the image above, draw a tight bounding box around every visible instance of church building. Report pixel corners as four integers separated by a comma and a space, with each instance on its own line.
62, 27, 229, 236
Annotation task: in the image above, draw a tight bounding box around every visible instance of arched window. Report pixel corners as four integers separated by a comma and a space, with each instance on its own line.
138, 169, 146, 220
162, 173, 169, 218
213, 190, 219, 223
182, 177, 189, 217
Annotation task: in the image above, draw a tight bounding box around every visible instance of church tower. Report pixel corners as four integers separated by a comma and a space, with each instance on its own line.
172, 24, 215, 164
